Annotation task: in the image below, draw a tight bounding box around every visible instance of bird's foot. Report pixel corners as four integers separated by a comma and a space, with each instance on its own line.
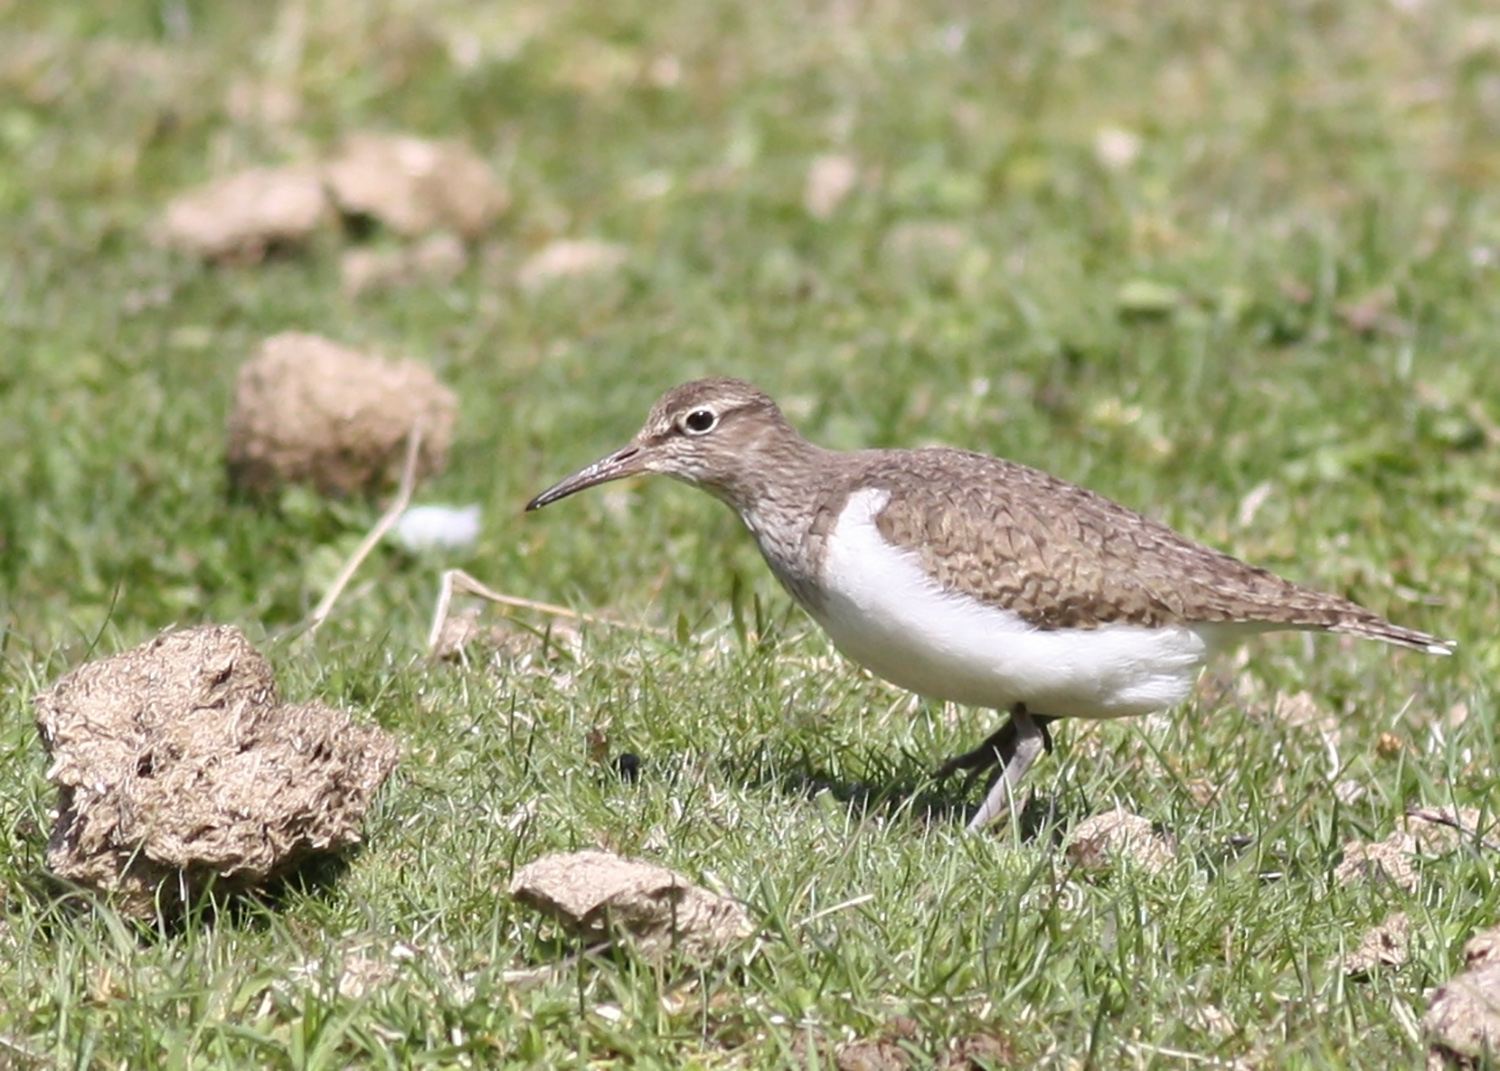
962, 708, 1051, 832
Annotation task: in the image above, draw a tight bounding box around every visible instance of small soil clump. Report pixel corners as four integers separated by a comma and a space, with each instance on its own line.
510, 849, 753, 962
1067, 807, 1176, 874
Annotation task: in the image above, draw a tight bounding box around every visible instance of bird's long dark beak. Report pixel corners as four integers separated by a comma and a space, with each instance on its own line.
526, 443, 647, 511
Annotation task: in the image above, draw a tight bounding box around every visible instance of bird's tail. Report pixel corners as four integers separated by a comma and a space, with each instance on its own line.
1332, 614, 1454, 655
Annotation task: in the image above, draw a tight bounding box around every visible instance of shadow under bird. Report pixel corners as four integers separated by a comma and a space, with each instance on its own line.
526, 378, 1453, 831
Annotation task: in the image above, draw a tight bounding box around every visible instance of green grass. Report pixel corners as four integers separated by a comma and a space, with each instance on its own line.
1, 0, 1497, 1066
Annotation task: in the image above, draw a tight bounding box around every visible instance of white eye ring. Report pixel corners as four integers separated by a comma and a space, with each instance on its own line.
682, 408, 717, 434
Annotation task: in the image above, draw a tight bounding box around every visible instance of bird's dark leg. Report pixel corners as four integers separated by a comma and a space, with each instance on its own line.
933, 715, 1018, 781
932, 704, 1058, 832
933, 704, 1056, 780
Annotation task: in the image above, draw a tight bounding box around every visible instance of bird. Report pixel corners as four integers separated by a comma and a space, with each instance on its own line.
526, 377, 1453, 831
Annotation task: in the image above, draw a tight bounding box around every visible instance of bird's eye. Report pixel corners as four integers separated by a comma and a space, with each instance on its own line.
682, 408, 717, 434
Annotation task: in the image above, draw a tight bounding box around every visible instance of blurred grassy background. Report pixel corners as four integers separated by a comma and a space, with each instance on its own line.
0, 0, 1496, 1066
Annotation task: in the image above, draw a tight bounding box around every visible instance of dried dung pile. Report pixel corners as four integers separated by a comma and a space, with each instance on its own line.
1066, 807, 1176, 875
324, 132, 508, 240
156, 165, 333, 262
155, 131, 510, 263
226, 331, 457, 497
34, 625, 399, 916
1426, 924, 1500, 1069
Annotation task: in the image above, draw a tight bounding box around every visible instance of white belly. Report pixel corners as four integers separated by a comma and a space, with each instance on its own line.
810, 488, 1224, 719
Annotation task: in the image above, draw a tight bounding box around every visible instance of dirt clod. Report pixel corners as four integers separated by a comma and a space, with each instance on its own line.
227, 332, 457, 497
1338, 912, 1411, 975
341, 233, 468, 297
804, 154, 858, 219
1334, 832, 1419, 891
33, 625, 398, 917
1274, 690, 1340, 744
940, 1033, 1015, 1069
516, 239, 628, 289
1067, 807, 1175, 874
509, 849, 753, 961
430, 608, 580, 666
1464, 928, 1500, 971
836, 1039, 909, 1071
325, 133, 509, 239
1376, 731, 1407, 757
1404, 806, 1493, 855
1425, 924, 1500, 1069
430, 608, 507, 662
156, 165, 333, 261
879, 221, 983, 289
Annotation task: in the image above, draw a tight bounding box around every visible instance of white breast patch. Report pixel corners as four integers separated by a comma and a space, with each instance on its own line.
810, 488, 1224, 719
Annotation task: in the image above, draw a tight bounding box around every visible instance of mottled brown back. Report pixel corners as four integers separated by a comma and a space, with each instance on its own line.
866, 447, 1445, 650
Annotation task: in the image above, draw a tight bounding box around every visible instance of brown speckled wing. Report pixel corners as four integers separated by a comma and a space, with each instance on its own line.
867, 448, 1442, 648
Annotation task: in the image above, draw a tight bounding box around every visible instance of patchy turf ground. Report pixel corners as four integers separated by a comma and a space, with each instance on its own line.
1, 0, 1497, 1066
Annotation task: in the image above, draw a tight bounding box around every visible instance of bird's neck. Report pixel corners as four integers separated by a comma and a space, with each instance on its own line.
707, 425, 828, 518
711, 430, 845, 612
